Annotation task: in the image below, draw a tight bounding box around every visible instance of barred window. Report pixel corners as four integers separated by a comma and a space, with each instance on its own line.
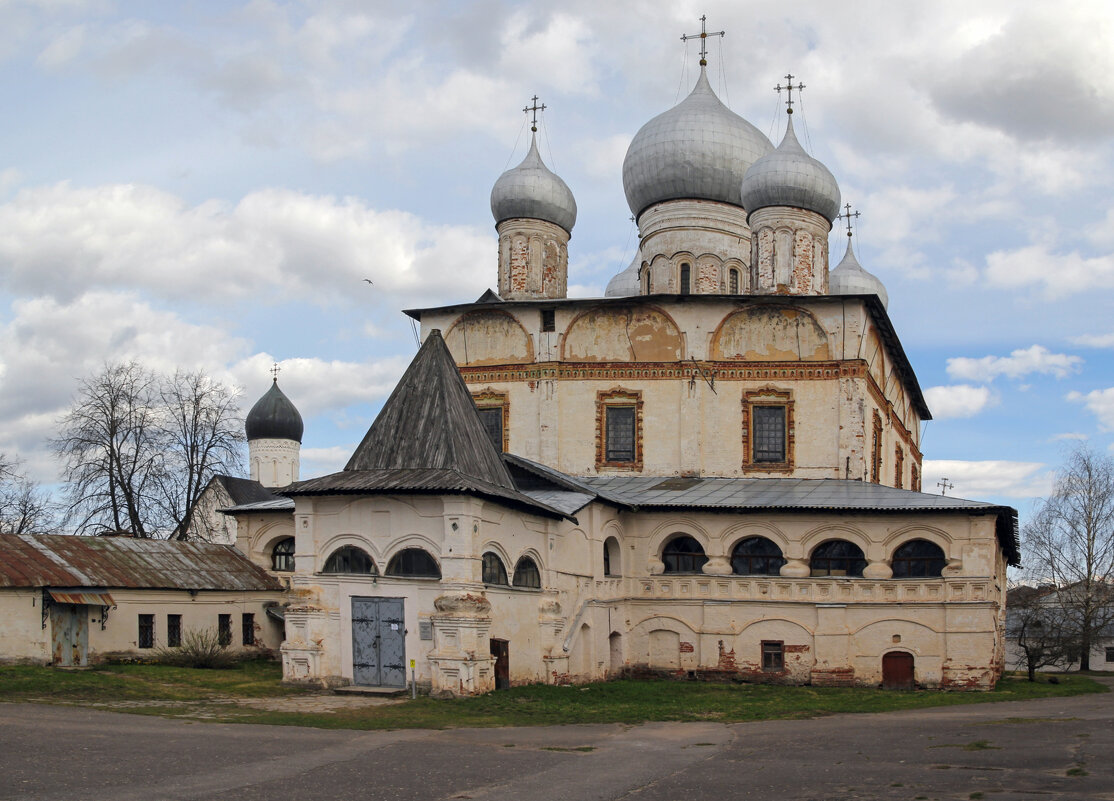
478, 407, 504, 452
138, 614, 154, 649
605, 406, 636, 462
680, 263, 691, 294
242, 613, 255, 646
167, 614, 181, 648
753, 406, 786, 463
729, 268, 740, 294
482, 552, 508, 585
218, 614, 232, 647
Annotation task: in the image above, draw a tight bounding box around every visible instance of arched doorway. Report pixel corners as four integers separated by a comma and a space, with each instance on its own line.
882, 651, 915, 690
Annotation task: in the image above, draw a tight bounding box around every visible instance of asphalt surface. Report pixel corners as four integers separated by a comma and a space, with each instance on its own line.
2, 682, 1112, 800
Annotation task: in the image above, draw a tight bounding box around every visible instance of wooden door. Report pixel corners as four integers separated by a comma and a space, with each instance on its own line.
490, 638, 509, 690
882, 651, 915, 690
50, 604, 88, 667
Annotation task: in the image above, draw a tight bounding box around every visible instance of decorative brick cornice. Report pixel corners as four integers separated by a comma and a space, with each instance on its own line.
458, 359, 864, 385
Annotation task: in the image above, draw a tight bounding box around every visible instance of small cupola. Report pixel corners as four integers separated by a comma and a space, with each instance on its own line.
829, 210, 889, 309
246, 368, 303, 488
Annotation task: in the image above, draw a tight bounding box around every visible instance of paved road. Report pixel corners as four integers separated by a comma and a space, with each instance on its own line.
2, 684, 1112, 801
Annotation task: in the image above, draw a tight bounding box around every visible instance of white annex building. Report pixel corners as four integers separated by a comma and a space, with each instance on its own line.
224, 44, 1020, 694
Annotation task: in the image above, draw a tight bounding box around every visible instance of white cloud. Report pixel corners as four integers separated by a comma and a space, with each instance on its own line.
1070, 332, 1114, 348
922, 459, 1052, 500
300, 445, 355, 479
985, 244, 1114, 298
0, 182, 495, 309
1067, 388, 1114, 431
945, 345, 1082, 382
922, 384, 995, 419
1049, 432, 1088, 442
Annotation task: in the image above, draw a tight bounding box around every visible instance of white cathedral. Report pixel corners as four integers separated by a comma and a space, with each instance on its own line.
221, 48, 1019, 694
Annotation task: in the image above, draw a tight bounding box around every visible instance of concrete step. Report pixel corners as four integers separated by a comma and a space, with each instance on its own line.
333, 684, 409, 698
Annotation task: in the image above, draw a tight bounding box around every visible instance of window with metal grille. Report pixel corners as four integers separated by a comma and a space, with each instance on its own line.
138, 614, 154, 649
167, 614, 181, 648
662, 535, 708, 574
512, 556, 541, 588
680, 263, 691, 294
541, 309, 556, 332
1107, 647, 1114, 663
891, 539, 946, 578
731, 537, 786, 576
762, 641, 784, 671
478, 407, 503, 452
242, 613, 255, 646
386, 548, 442, 578
322, 545, 377, 575
729, 268, 739, 294
810, 540, 867, 577
605, 405, 636, 462
271, 537, 295, 572
752, 405, 786, 462
218, 614, 232, 647
482, 552, 508, 585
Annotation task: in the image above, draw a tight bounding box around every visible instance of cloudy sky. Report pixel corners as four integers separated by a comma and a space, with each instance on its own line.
2, 0, 1113, 526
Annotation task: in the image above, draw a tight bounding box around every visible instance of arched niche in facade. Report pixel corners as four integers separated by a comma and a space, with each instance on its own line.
444, 310, 533, 366
562, 305, 683, 362
711, 305, 830, 361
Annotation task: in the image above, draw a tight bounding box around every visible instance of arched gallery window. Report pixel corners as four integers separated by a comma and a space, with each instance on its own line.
322, 545, 377, 575
512, 556, 541, 588
482, 552, 509, 585
809, 540, 867, 578
386, 548, 441, 579
730, 537, 786, 576
271, 537, 295, 572
891, 539, 946, 578
661, 535, 707, 574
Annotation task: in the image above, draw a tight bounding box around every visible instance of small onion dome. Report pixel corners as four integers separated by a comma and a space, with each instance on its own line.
740, 114, 841, 222
490, 133, 577, 234
245, 380, 304, 443
605, 254, 641, 297
622, 67, 773, 220
829, 237, 889, 309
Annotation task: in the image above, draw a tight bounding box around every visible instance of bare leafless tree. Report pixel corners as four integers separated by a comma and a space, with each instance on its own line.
158, 370, 244, 540
0, 453, 55, 534
1021, 445, 1114, 670
1007, 584, 1082, 680
53, 362, 244, 539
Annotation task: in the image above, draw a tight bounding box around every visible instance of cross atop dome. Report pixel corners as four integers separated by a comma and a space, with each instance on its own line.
774, 73, 806, 114
838, 203, 861, 238
681, 15, 724, 67
523, 95, 546, 133
270, 362, 281, 382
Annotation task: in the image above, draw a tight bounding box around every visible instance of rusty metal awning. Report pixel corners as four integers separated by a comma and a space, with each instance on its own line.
48, 589, 116, 606
265, 605, 285, 622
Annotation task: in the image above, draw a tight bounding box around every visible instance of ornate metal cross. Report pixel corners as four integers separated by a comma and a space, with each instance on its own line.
774, 73, 806, 113
681, 15, 725, 66
270, 362, 281, 382
937, 478, 954, 496
523, 95, 546, 133
838, 203, 861, 238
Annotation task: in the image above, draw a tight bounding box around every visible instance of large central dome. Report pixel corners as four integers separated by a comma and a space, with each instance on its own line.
622, 67, 773, 220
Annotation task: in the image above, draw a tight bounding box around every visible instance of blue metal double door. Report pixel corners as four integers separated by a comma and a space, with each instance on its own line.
351, 596, 406, 688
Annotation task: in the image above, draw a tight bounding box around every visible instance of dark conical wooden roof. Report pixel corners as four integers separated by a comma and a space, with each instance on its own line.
343, 330, 515, 489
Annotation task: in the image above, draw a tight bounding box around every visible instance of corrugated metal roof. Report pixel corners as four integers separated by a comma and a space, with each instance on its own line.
0, 534, 283, 591
222, 497, 295, 513
48, 589, 116, 605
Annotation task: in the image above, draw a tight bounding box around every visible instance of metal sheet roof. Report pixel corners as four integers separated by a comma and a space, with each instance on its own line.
48, 589, 116, 606
0, 534, 283, 591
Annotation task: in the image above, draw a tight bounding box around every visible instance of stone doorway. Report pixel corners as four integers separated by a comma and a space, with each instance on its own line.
490, 638, 509, 689
882, 651, 915, 690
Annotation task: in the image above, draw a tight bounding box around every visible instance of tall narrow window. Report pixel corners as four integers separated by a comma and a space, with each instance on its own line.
743, 389, 793, 471
541, 309, 556, 332
242, 613, 255, 646
167, 614, 181, 648
218, 614, 232, 647
871, 411, 883, 483
473, 391, 508, 453
597, 390, 643, 470
679, 263, 691, 294
894, 446, 905, 488
729, 268, 740, 294
605, 406, 636, 462
753, 406, 786, 463
911, 464, 920, 492
138, 614, 154, 649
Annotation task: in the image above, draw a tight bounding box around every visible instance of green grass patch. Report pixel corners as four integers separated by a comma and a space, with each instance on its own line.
1067, 766, 1089, 777
0, 665, 1105, 730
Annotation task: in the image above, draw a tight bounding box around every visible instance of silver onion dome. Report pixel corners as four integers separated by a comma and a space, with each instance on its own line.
740, 114, 841, 222
622, 67, 773, 219
605, 254, 641, 297
490, 133, 577, 234
829, 237, 889, 309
